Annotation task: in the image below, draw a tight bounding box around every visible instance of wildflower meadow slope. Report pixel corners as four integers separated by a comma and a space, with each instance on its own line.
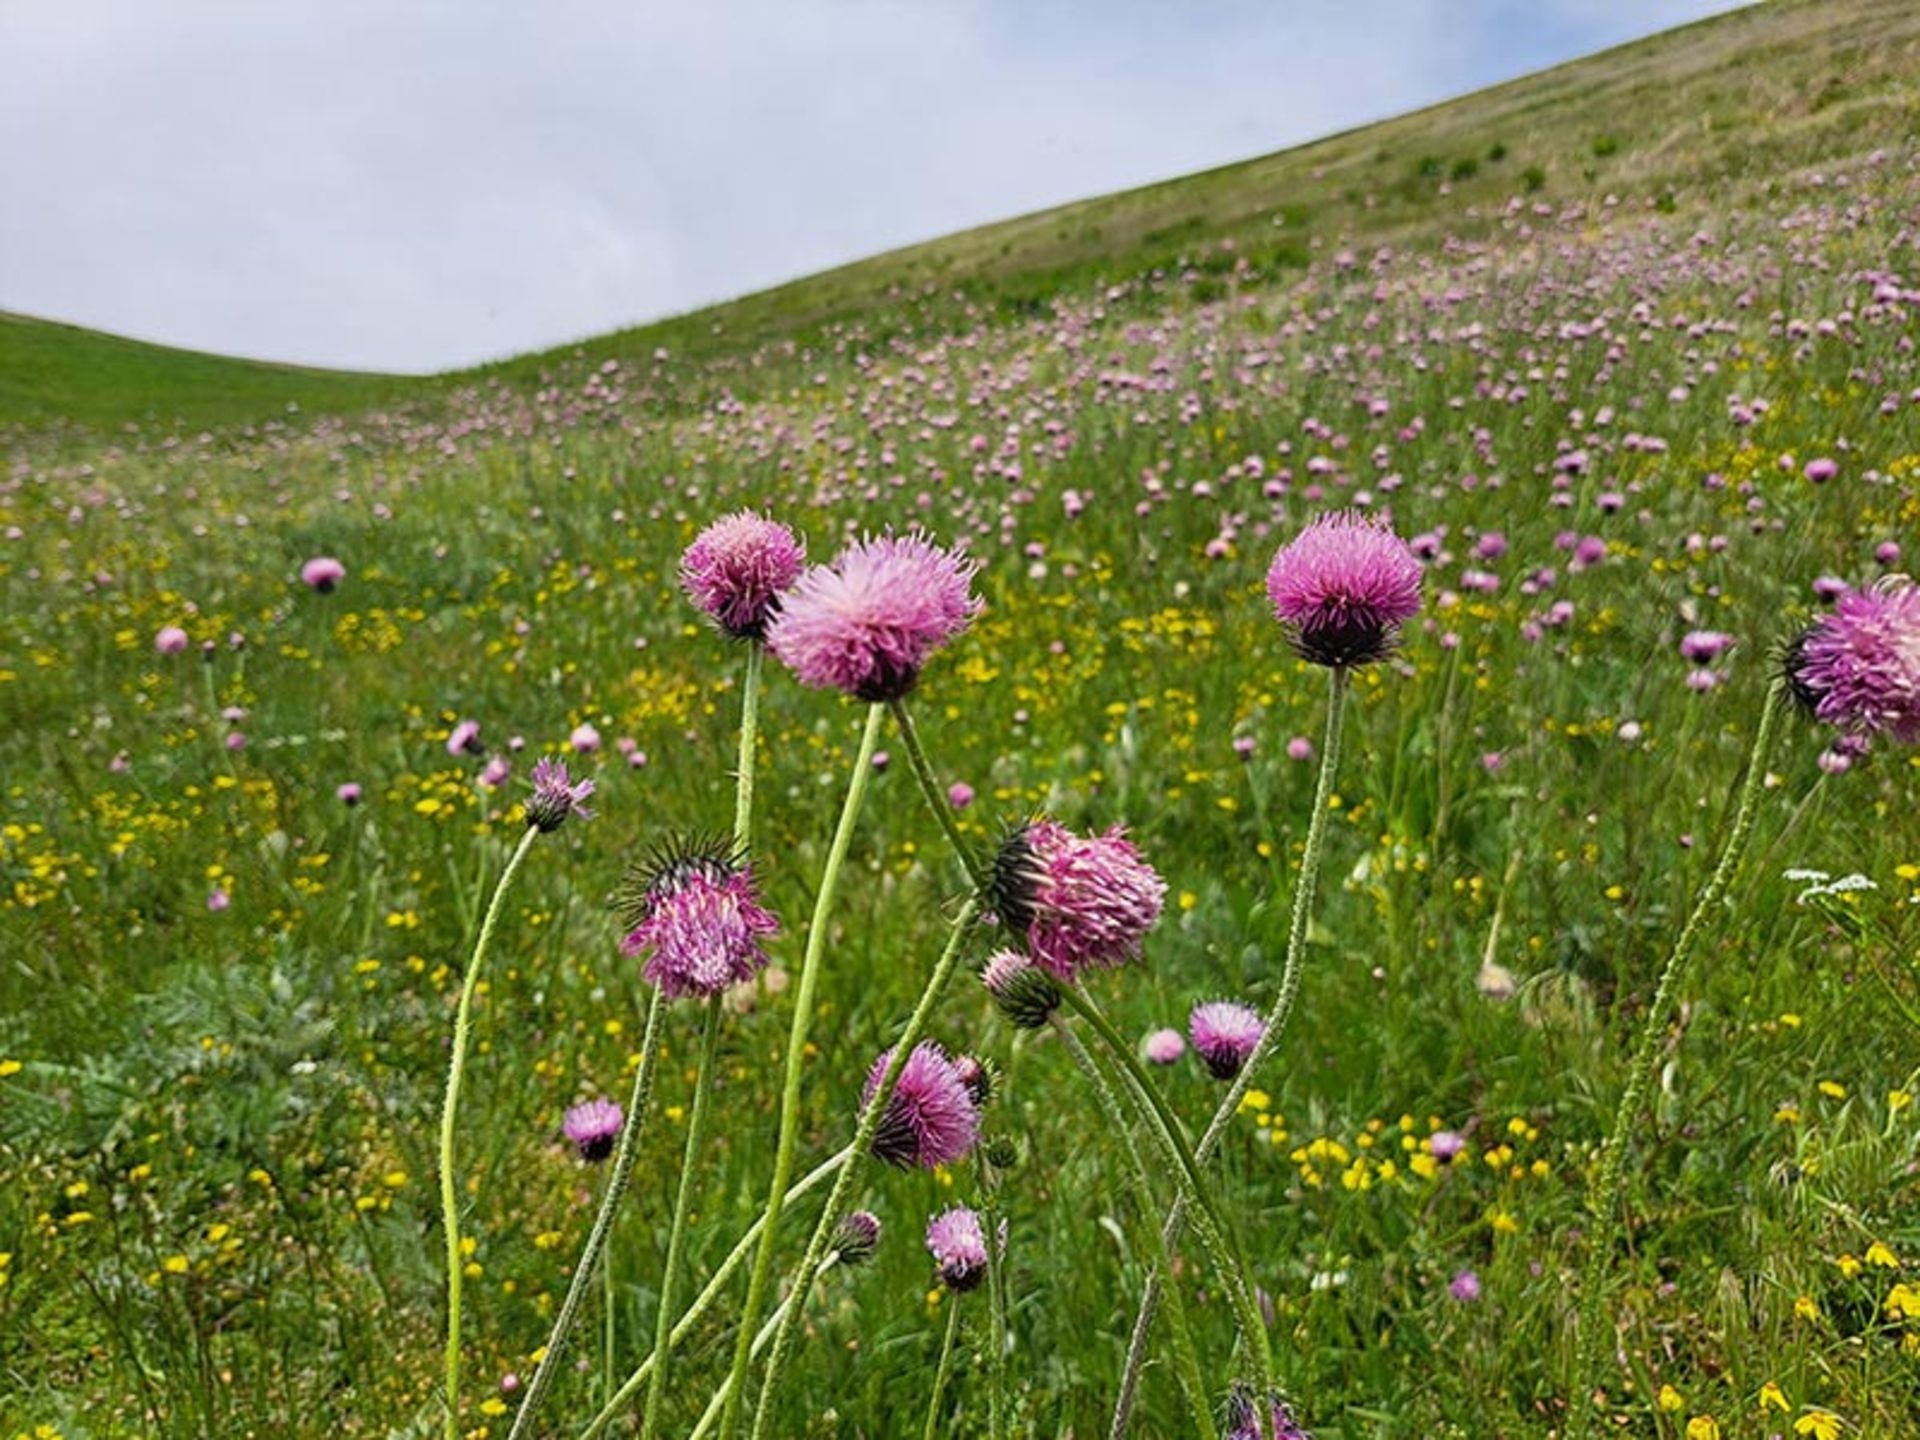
3, 2, 1919, 1437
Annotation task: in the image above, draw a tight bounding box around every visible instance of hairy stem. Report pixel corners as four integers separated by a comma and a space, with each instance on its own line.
716, 702, 886, 1439
1566, 680, 1784, 1440
1051, 1017, 1219, 1440
439, 824, 540, 1440
889, 697, 990, 892
686, 1255, 845, 1440
746, 896, 983, 1439
921, 1296, 966, 1440
505, 987, 666, 1440
1113, 665, 1346, 1439
639, 994, 723, 1438
576, 1146, 853, 1440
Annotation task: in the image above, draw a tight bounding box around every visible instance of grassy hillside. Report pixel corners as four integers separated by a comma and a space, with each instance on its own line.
0, 311, 408, 431
6, 0, 1919, 431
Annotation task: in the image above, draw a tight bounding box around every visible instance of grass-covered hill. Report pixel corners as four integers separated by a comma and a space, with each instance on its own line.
5, 0, 1918, 432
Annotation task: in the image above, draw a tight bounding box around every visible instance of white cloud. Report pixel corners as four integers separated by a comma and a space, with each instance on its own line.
0, 0, 1740, 370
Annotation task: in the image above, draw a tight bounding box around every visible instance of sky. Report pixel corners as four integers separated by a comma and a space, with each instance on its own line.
0, 1, 1745, 374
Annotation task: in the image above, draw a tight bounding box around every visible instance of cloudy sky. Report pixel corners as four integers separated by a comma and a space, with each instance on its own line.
1, 1, 1742, 373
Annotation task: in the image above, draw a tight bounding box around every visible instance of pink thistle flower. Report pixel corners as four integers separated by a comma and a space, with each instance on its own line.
154, 625, 190, 654
947, 781, 975, 810
526, 756, 594, 832
618, 838, 779, 999
980, 950, 1061, 1030
569, 722, 601, 754
1804, 457, 1839, 483
1786, 577, 1920, 743
336, 782, 362, 806
1448, 1269, 1482, 1302
766, 532, 982, 701
925, 1205, 989, 1292
680, 511, 805, 639
1189, 1001, 1265, 1080
1142, 1027, 1186, 1065
863, 1041, 980, 1170
300, 556, 346, 593
1266, 510, 1422, 667
447, 720, 482, 757
562, 1098, 624, 1162
1679, 630, 1734, 663
988, 819, 1167, 982
1226, 1386, 1311, 1440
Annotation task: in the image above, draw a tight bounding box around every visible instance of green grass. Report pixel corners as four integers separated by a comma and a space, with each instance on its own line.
2, 3, 1919, 1438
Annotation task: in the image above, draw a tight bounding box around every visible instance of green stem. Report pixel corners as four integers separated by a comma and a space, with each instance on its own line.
439, 824, 540, 1440
1061, 987, 1272, 1394
687, 1255, 845, 1440
982, 1195, 1008, 1440
577, 1146, 853, 1440
1567, 680, 1784, 1440
505, 986, 667, 1440
1113, 666, 1347, 1439
745, 896, 983, 1440
602, 1227, 615, 1407
1051, 1017, 1218, 1440
921, 1295, 966, 1440
716, 702, 887, 1440
735, 643, 763, 850
640, 994, 724, 1439
889, 698, 990, 892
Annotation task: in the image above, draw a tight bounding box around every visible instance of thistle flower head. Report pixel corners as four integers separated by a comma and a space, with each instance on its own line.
1784, 577, 1920, 744
526, 755, 594, 833
832, 1210, 883, 1267
765, 531, 982, 701
1189, 1000, 1265, 1080
980, 950, 1062, 1029
924, 1206, 989, 1292
562, 1098, 624, 1163
1225, 1385, 1311, 1440
863, 1041, 981, 1170
1143, 1027, 1187, 1065
1266, 509, 1422, 667
300, 556, 346, 593
680, 511, 806, 639
988, 819, 1167, 982
618, 836, 779, 999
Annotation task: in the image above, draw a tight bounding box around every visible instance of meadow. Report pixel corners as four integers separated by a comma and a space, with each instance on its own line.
3, 3, 1920, 1437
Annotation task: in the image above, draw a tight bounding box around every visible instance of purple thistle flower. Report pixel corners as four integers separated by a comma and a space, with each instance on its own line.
833, 1210, 883, 1267
1143, 1027, 1187, 1065
1679, 630, 1734, 663
154, 625, 190, 655
1449, 1268, 1483, 1302
563, 1098, 624, 1162
1225, 1385, 1312, 1440
1265, 509, 1422, 667
618, 838, 779, 999
526, 755, 594, 833
925, 1206, 989, 1292
1429, 1129, 1466, 1163
1785, 577, 1920, 743
863, 1041, 981, 1170
1189, 1001, 1265, 1080
336, 782, 362, 806
765, 531, 982, 701
980, 950, 1062, 1030
988, 819, 1167, 982
447, 719, 483, 757
300, 556, 346, 593
679, 511, 806, 640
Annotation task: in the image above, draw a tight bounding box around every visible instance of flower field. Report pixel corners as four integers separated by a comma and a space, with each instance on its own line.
2, 4, 1919, 1437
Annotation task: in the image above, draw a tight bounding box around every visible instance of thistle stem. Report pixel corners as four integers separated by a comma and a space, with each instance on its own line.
576, 1146, 853, 1440
505, 986, 667, 1440
716, 702, 887, 1439
1112, 665, 1347, 1439
686, 1255, 845, 1440
921, 1296, 966, 1440
440, 823, 540, 1440
745, 895, 983, 1440
639, 993, 723, 1439
1567, 680, 1785, 1440
1061, 987, 1272, 1395
735, 642, 763, 850
889, 697, 989, 892
1051, 1017, 1218, 1440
